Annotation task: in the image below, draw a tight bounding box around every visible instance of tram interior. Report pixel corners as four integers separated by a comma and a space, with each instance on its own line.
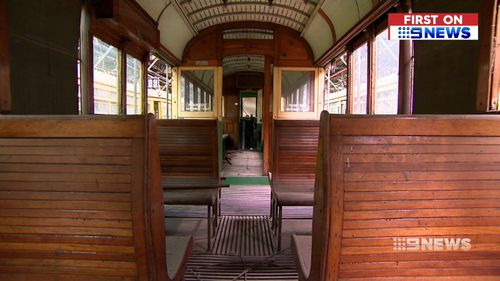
1, 0, 500, 280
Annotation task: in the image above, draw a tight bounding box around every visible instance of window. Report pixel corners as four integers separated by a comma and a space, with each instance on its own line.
324, 53, 347, 114
147, 54, 173, 119
281, 70, 315, 112
176, 67, 222, 119
241, 96, 257, 117
352, 43, 368, 114
273, 67, 322, 120
93, 37, 119, 114
180, 70, 214, 112
83, 35, 146, 115
322, 25, 403, 115
375, 29, 399, 114
126, 55, 142, 114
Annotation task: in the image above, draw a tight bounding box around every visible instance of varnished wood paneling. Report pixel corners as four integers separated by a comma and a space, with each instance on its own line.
272, 120, 319, 181
310, 113, 500, 280
0, 114, 189, 281
156, 119, 219, 180
182, 22, 313, 67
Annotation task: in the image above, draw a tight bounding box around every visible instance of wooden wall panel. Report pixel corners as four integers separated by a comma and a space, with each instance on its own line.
182, 22, 313, 67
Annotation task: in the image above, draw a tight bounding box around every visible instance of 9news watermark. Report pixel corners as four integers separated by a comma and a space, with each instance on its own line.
393, 237, 472, 251
388, 13, 478, 40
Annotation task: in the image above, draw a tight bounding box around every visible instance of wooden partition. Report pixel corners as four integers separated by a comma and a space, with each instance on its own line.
272, 119, 319, 182
156, 119, 219, 182
0, 115, 192, 281
156, 119, 225, 251
271, 119, 319, 250
293, 111, 500, 281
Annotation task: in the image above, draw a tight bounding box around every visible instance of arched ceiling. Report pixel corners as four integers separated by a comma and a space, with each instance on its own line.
176, 0, 319, 32
136, 0, 380, 63
223, 55, 265, 76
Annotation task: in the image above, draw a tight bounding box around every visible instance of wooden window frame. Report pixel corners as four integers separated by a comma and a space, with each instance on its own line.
321, 0, 413, 115
86, 33, 148, 115
81, 1, 151, 116
175, 66, 222, 119
477, 0, 500, 112
329, 15, 405, 115
273, 66, 324, 120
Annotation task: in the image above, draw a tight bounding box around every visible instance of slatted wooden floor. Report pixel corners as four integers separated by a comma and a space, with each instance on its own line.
165, 183, 311, 280
185, 253, 298, 281
211, 216, 274, 256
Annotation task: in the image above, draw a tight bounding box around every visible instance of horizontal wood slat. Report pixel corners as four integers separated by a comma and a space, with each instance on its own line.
0, 116, 145, 138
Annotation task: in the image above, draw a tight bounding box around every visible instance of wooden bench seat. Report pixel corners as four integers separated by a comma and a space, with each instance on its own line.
157, 119, 226, 251
292, 111, 500, 281
0, 115, 192, 281
273, 179, 315, 206
164, 188, 219, 205
271, 119, 319, 250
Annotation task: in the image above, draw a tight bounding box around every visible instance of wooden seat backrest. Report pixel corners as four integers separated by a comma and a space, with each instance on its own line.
272, 119, 320, 185
0, 115, 171, 281
313, 111, 500, 280
156, 119, 219, 182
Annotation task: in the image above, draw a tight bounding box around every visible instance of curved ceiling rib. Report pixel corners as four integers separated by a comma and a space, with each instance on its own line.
187, 2, 311, 18
175, 0, 319, 32
192, 11, 307, 31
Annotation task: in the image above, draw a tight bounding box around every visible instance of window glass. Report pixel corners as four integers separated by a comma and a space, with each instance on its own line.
180, 70, 215, 112
324, 53, 347, 114
352, 43, 368, 114
93, 37, 119, 114
375, 29, 399, 114
126, 55, 142, 114
280, 70, 315, 112
241, 96, 257, 117
147, 54, 172, 119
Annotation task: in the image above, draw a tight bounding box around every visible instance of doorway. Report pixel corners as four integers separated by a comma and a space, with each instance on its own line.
240, 91, 259, 150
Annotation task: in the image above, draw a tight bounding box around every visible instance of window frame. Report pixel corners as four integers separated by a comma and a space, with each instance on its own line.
273, 66, 324, 120
477, 0, 500, 112
326, 17, 402, 115
82, 25, 148, 115
174, 66, 222, 119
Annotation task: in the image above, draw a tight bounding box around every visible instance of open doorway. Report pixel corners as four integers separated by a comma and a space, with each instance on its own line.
221, 55, 265, 177
240, 91, 260, 150
223, 90, 263, 177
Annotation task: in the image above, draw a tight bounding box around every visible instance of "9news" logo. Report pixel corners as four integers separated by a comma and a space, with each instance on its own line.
388, 13, 478, 40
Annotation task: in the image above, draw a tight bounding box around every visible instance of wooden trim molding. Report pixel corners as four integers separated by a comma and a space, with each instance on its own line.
0, 0, 11, 113
397, 0, 413, 114
318, 8, 337, 43
477, 0, 499, 112
367, 29, 376, 114
119, 45, 127, 114
80, 0, 93, 115
141, 53, 149, 114
315, 0, 399, 66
